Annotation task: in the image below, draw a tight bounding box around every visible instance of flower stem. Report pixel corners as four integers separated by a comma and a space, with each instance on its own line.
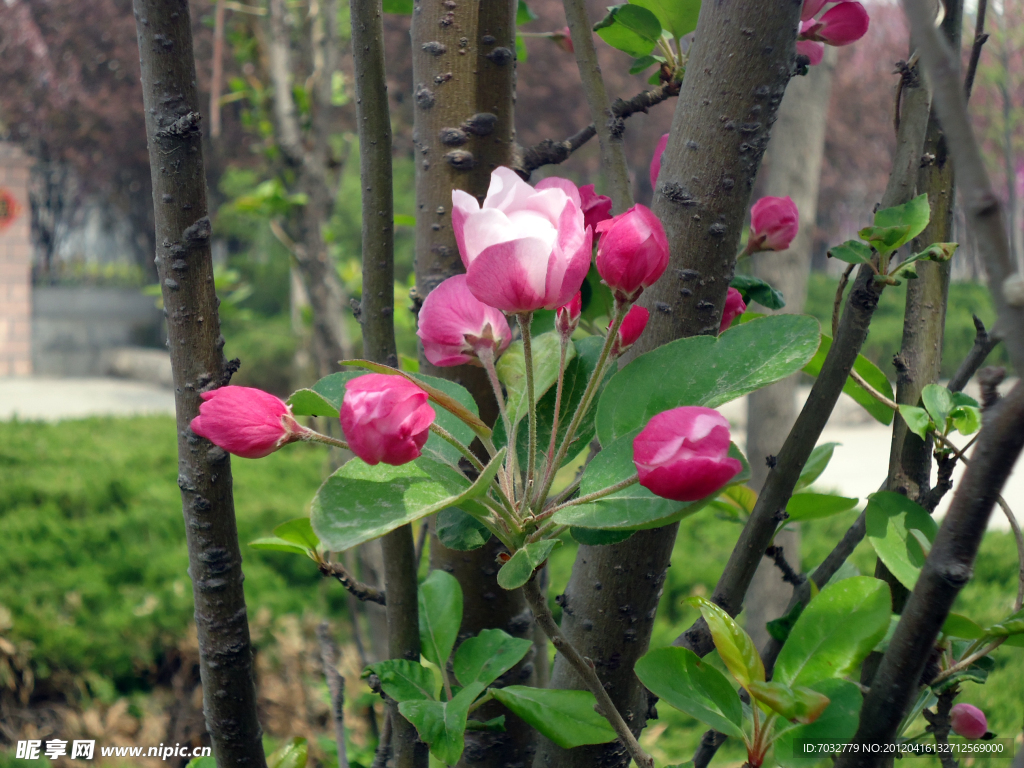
520, 313, 538, 514
479, 349, 516, 501
542, 336, 570, 499
303, 431, 350, 451
538, 473, 639, 521
429, 423, 484, 472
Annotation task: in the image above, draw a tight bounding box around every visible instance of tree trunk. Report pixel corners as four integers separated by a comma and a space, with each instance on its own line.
534, 4, 802, 766
744, 50, 836, 650
132, 2, 266, 766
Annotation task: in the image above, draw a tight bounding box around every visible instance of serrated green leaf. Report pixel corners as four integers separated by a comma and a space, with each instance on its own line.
436, 508, 490, 551
273, 517, 320, 551
629, 54, 661, 74
729, 274, 786, 310
399, 682, 485, 765
497, 539, 562, 589
951, 405, 980, 436
287, 389, 341, 418
795, 442, 840, 491
774, 576, 891, 688
367, 659, 436, 702
453, 629, 532, 687
419, 570, 463, 669
248, 537, 316, 556
685, 596, 764, 690
490, 687, 617, 748
922, 383, 955, 427
872, 193, 930, 249
597, 314, 821, 444
942, 613, 986, 640
865, 491, 938, 591
634, 646, 744, 738
859, 224, 912, 253
786, 493, 858, 522
827, 240, 874, 265
630, 0, 701, 38
899, 405, 934, 440
803, 334, 895, 426
594, 4, 662, 58
748, 680, 830, 724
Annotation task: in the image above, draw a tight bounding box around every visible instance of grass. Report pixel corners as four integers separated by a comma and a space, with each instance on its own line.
1, 416, 1022, 766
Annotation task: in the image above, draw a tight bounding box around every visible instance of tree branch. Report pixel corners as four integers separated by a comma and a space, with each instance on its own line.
131, 1, 266, 765
963, 0, 988, 101
317, 621, 350, 768
562, 0, 633, 211
948, 315, 999, 392
320, 561, 387, 604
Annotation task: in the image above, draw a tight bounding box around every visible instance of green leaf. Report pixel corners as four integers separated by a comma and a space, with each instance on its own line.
951, 405, 980, 436
287, 371, 365, 416
273, 517, 320, 551
803, 334, 895, 426
748, 680, 830, 724
497, 539, 563, 589
773, 679, 862, 767
436, 508, 490, 551
915, 242, 958, 262
942, 613, 986, 640
367, 659, 436, 702
774, 576, 891, 688
986, 606, 1024, 637
466, 716, 506, 732
872, 193, 930, 251
515, 34, 528, 62
685, 596, 764, 690
921, 383, 955, 426
496, 331, 574, 426
795, 442, 840, 491
767, 602, 805, 645
786, 493, 858, 522
453, 628, 533, 687
553, 430, 749, 530
569, 527, 635, 545
931, 649, 995, 693
597, 314, 821, 444
399, 682, 485, 765
419, 570, 463, 669
311, 454, 492, 552
865, 491, 938, 591
729, 274, 786, 310
516, 0, 537, 24
490, 686, 617, 748
630, 0, 701, 38
899, 405, 934, 440
629, 55, 661, 74
248, 537, 317, 557
827, 240, 874, 266
186, 757, 216, 768
858, 224, 911, 253
593, 4, 662, 58
267, 738, 307, 768
382, 0, 413, 13
952, 392, 979, 408
411, 374, 484, 466
634, 647, 744, 738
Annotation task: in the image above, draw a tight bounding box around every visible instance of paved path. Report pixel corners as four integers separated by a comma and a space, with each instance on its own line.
1, 376, 1019, 531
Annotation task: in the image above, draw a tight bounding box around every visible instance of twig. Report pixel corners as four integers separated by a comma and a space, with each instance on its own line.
851, 369, 899, 410
561, 0, 633, 210
210, 0, 226, 139
320, 562, 387, 605
523, 576, 654, 768
518, 81, 681, 176
948, 315, 999, 392
999, 495, 1024, 611
921, 452, 957, 512
764, 545, 806, 587
833, 264, 855, 338
924, 688, 961, 768
538, 474, 639, 520
371, 709, 392, 768
317, 622, 350, 768
963, 0, 988, 101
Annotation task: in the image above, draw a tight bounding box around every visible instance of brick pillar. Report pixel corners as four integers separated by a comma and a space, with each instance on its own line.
0, 142, 33, 377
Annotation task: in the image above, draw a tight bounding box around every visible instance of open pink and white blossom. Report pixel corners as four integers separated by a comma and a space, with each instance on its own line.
340, 374, 436, 466
720, 287, 747, 334
417, 274, 512, 367
190, 386, 307, 459
595, 204, 669, 303
633, 407, 742, 502
650, 133, 669, 190
748, 196, 800, 253
452, 168, 592, 314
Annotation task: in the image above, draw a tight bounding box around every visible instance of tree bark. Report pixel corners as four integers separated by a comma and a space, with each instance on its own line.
535, 5, 803, 766
132, 2, 266, 766
744, 50, 836, 649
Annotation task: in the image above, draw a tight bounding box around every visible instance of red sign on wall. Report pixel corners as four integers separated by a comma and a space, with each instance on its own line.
0, 188, 22, 232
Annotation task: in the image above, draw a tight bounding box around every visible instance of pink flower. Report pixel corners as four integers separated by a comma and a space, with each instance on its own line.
341, 374, 436, 466
595, 204, 669, 303
720, 287, 747, 334
800, 1, 869, 47
950, 704, 988, 740
633, 407, 742, 502
417, 274, 512, 367
551, 26, 574, 54
612, 305, 649, 356
650, 133, 669, 190
748, 196, 799, 253
800, 0, 829, 21
796, 40, 825, 65
556, 291, 582, 338
452, 168, 592, 314
190, 386, 307, 459
579, 184, 613, 233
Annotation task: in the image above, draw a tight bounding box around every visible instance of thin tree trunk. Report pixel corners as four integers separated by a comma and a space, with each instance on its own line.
744, 50, 836, 649
132, 2, 266, 766
534, 5, 802, 766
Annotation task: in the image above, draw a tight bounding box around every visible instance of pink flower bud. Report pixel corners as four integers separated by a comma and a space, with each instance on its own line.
796, 40, 825, 65
579, 184, 613, 233
950, 703, 988, 740
633, 407, 742, 502
650, 133, 669, 190
612, 305, 649, 356
340, 374, 436, 466
453, 168, 592, 314
748, 196, 800, 253
595, 204, 669, 303
417, 274, 512, 367
720, 287, 747, 334
800, 0, 829, 21
190, 386, 307, 459
551, 26, 574, 54
556, 291, 582, 338
800, 1, 869, 47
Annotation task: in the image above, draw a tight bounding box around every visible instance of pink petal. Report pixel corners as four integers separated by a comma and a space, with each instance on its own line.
796, 40, 825, 65
465, 237, 554, 313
